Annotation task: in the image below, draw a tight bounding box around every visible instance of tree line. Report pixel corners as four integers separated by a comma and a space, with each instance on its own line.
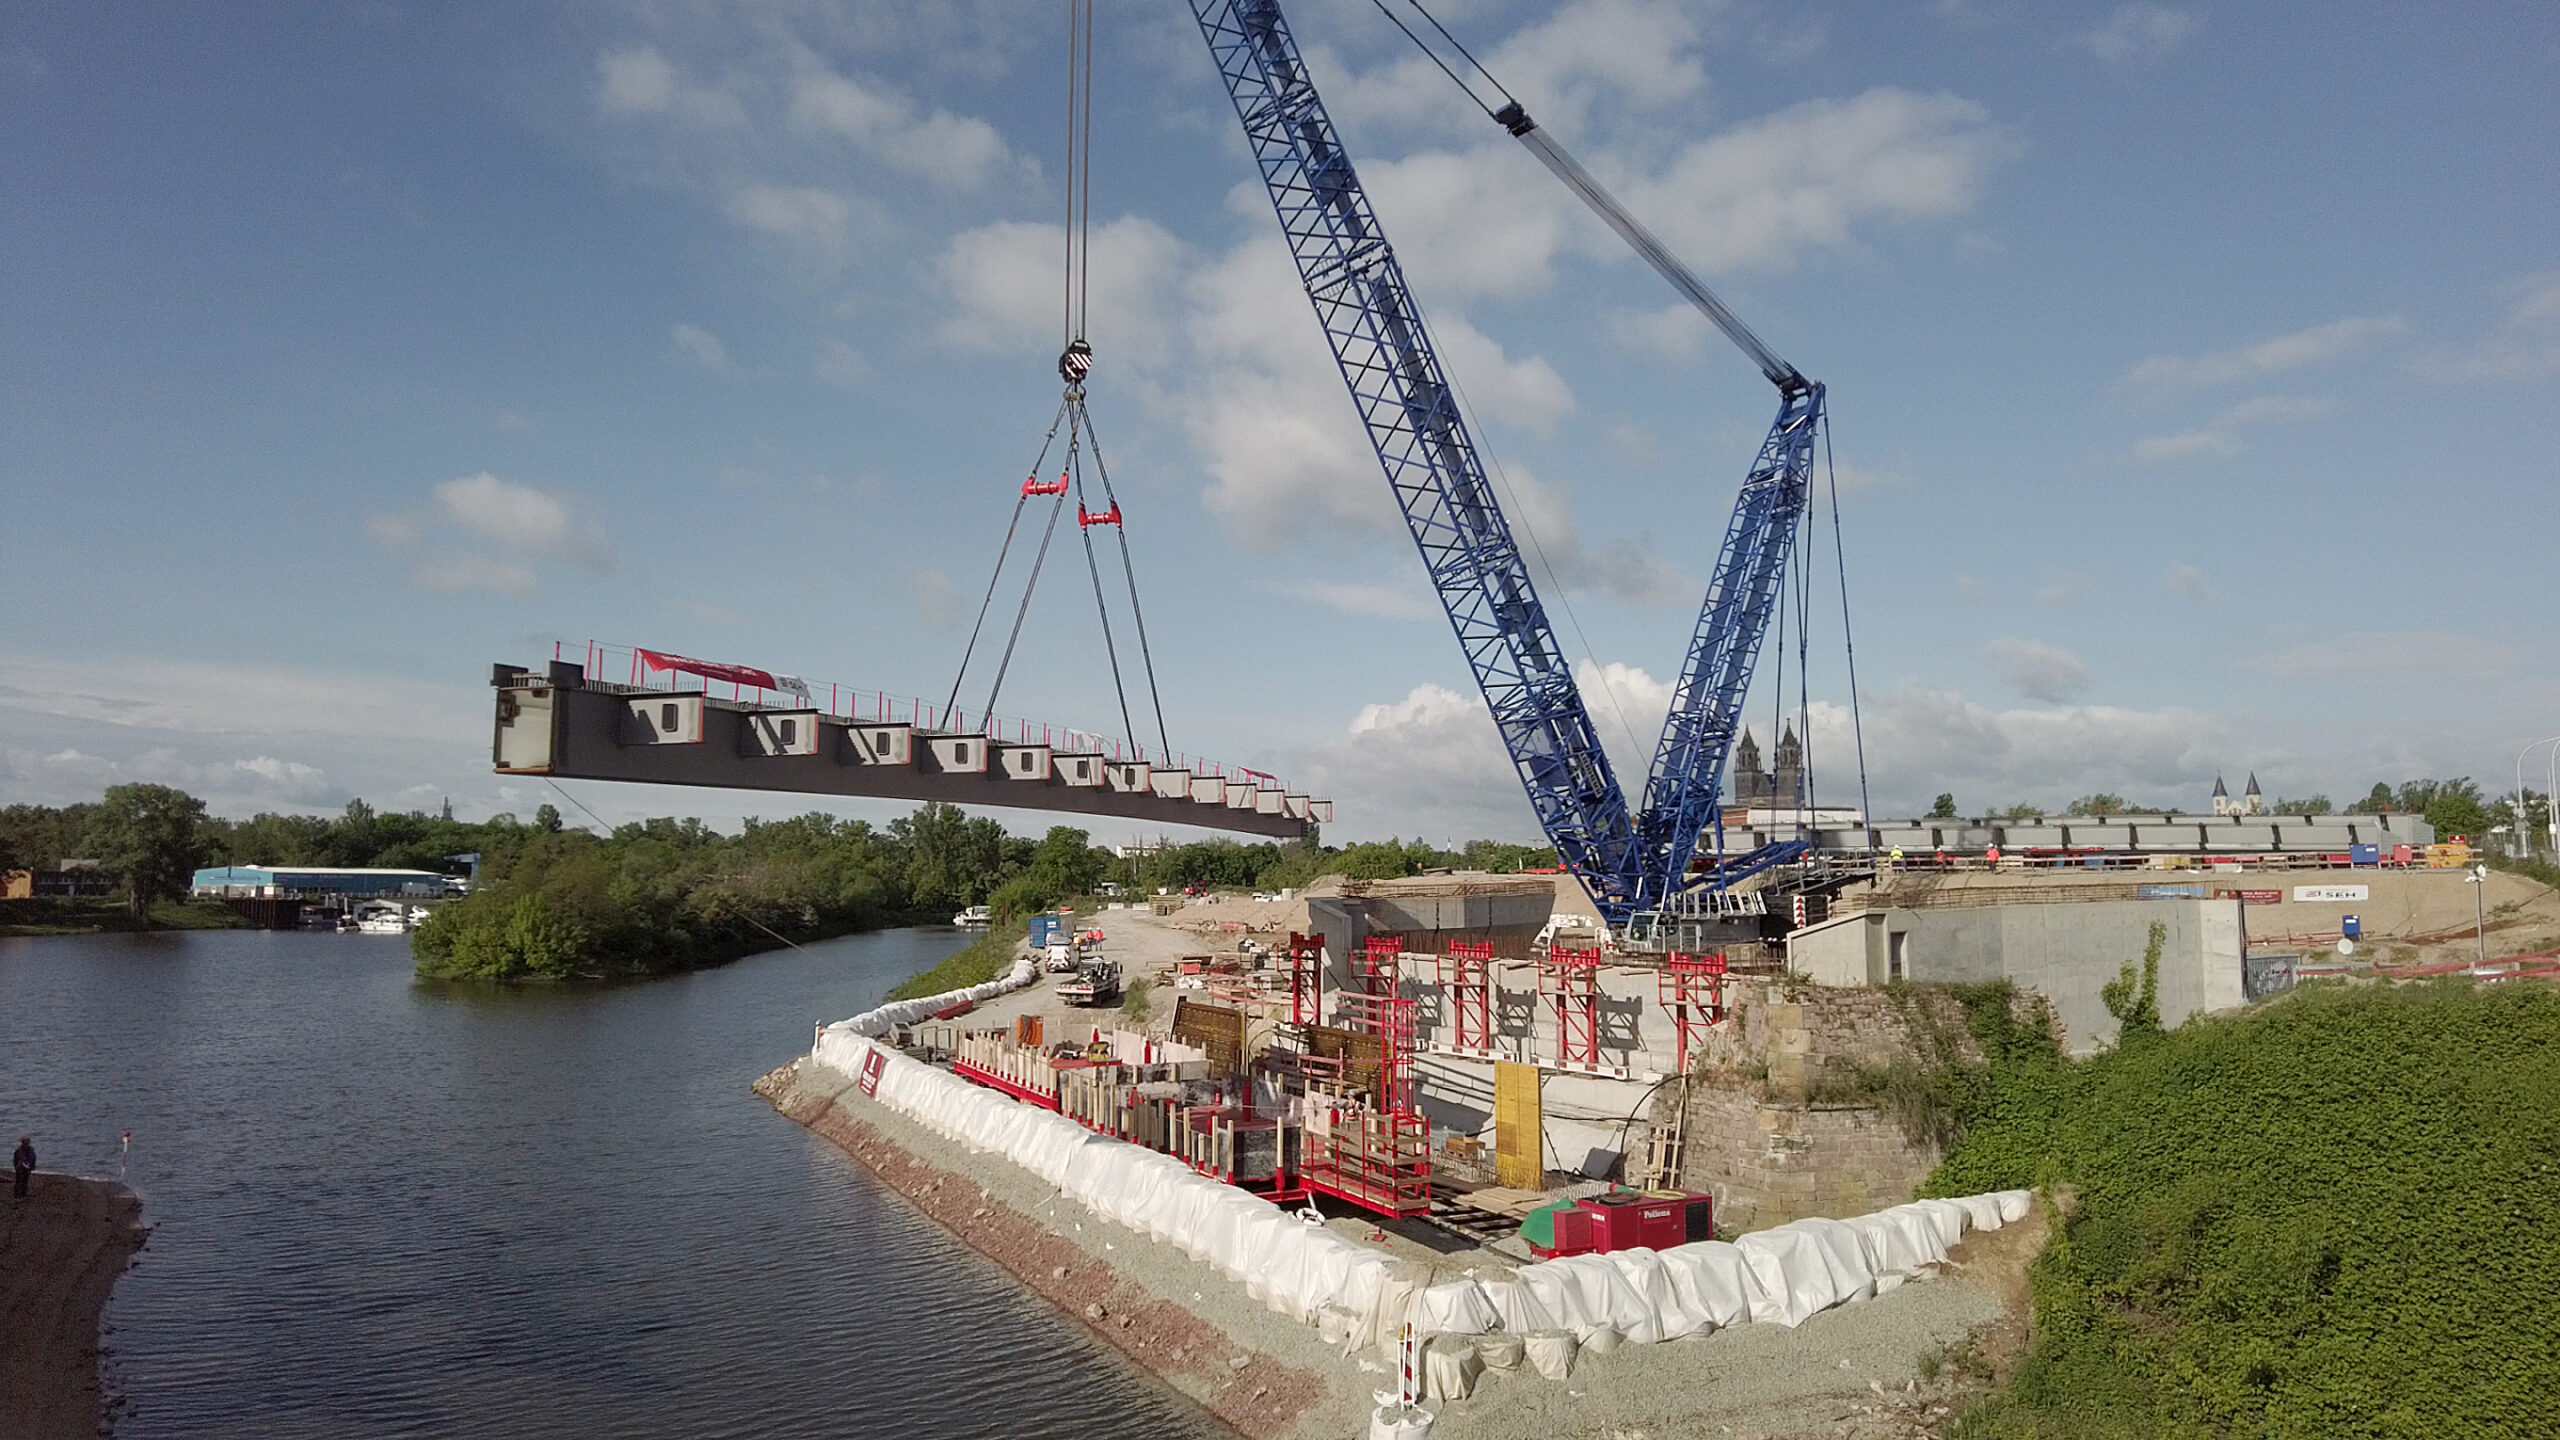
1918, 776, 2509, 839
2, 784, 1561, 979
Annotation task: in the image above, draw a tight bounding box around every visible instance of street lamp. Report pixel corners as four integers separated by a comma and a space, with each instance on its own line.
2517, 736, 2560, 862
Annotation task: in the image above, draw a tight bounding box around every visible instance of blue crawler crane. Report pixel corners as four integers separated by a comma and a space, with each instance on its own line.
1189, 0, 1842, 945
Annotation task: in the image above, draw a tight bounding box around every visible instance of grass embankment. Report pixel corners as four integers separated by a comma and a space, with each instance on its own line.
884, 929, 1021, 1002
1927, 981, 2560, 1439
0, 897, 249, 937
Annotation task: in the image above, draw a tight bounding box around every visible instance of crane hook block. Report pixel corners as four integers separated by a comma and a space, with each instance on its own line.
1058, 338, 1094, 385
1022, 471, 1069, 498
1077, 501, 1121, 528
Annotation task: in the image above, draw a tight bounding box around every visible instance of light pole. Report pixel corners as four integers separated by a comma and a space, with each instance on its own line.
2466, 862, 2489, 965
2517, 736, 2560, 862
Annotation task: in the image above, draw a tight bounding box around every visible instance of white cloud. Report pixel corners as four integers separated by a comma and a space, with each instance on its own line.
1844, 685, 2226, 816
432, 474, 611, 571
594, 44, 745, 129
2417, 271, 2560, 382
367, 474, 612, 597
1983, 636, 2091, 702
2165, 560, 2218, 601
2078, 4, 2199, 62
1623, 89, 2010, 275
1274, 579, 1438, 621
724, 183, 855, 269
2034, 569, 2092, 608
2123, 315, 2405, 389
2133, 393, 2333, 462
668, 321, 732, 373
1294, 681, 1530, 840
937, 216, 1185, 365
1951, 574, 1988, 604
786, 56, 1014, 190
812, 337, 869, 387
227, 755, 334, 804
1608, 303, 1714, 359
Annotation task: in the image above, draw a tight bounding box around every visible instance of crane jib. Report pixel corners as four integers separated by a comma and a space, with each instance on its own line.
1197, 0, 1819, 926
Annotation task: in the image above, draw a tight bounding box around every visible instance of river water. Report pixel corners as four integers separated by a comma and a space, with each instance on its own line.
1, 927, 1228, 1439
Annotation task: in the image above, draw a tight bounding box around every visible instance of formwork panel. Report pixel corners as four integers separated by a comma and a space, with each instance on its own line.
842, 724, 912, 766
741, 710, 821, 757
624, 695, 705, 745
1191, 775, 1227, 804
1057, 754, 1106, 787
921, 735, 989, 774
997, 745, 1053, 781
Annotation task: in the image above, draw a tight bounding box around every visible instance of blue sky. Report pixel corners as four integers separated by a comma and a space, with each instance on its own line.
5, 0, 2555, 845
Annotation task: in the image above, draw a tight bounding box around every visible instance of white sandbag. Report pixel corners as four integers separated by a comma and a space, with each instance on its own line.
1911, 1198, 1971, 1250
1786, 1217, 1878, 1304
1513, 1253, 1656, 1342
1996, 1189, 2033, 1224
1369, 1403, 1435, 1440
1408, 1279, 1501, 1338
1953, 1192, 2006, 1232
1733, 1224, 1841, 1327
1580, 1325, 1622, 1355
1423, 1337, 1485, 1399
1656, 1240, 1755, 1331
1474, 1332, 1525, 1369
1598, 1248, 1690, 1341
1523, 1330, 1577, 1380
1475, 1274, 1558, 1335
1317, 1306, 1360, 1349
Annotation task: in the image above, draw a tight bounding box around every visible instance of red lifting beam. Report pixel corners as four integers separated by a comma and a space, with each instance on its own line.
1438, 939, 1495, 1056
1541, 944, 1605, 1070
1077, 501, 1122, 527
1660, 950, 1730, 1073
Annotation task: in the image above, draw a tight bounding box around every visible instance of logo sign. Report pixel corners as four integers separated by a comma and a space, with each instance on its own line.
2293, 884, 2370, 903
2137, 883, 2209, 899
857, 1048, 888, 1098
2214, 888, 2283, 905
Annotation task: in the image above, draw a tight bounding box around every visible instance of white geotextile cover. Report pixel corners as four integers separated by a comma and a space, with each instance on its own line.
808, 960, 2036, 1359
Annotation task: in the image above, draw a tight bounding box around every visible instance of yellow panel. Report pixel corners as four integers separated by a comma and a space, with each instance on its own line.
1493, 1061, 1542, 1190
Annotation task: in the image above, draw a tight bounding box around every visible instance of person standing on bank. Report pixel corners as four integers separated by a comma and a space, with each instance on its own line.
12, 1136, 32, 1200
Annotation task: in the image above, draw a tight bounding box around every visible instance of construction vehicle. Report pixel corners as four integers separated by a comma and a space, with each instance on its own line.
1056, 959, 1123, 1007
1188, 0, 1858, 950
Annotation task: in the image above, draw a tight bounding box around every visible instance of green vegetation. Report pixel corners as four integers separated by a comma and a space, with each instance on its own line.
1930, 981, 2560, 1438
883, 927, 1019, 1002
1121, 976, 1151, 1022
0, 895, 248, 937
1106, 831, 1554, 895
1929, 793, 1960, 820
416, 805, 1078, 983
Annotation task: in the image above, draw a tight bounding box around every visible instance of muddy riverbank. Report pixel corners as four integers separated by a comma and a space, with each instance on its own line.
3, 1173, 148, 1440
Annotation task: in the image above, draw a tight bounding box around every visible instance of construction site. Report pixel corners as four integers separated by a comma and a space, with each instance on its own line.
476, 0, 2557, 1433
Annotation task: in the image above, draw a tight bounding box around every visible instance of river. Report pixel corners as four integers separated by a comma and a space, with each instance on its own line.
1, 927, 1228, 1439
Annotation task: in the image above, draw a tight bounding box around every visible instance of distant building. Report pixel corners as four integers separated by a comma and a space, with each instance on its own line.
1731, 725, 1805, 808
192, 866, 454, 898
3, 864, 117, 900
2212, 773, 2265, 817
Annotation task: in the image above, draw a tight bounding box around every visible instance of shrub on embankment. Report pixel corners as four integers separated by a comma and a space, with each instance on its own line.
1928, 981, 2560, 1439
883, 928, 1019, 1002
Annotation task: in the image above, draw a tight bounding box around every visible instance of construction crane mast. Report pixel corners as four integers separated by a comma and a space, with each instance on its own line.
1190, 0, 1834, 937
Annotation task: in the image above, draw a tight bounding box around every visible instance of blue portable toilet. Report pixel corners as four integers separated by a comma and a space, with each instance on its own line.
2348, 844, 2380, 866
2342, 914, 2362, 939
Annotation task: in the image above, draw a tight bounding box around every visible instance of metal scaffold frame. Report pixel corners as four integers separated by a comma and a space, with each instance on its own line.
1284, 930, 1325, 1026
1437, 939, 1495, 1056
1659, 950, 1730, 1073
1540, 944, 1604, 1071
1351, 933, 1402, 999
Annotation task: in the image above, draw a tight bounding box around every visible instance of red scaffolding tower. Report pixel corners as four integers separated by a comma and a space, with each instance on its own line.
1350, 933, 1401, 998
1659, 951, 1729, 1073
1284, 930, 1325, 1026
1540, 944, 1605, 1071
1437, 940, 1494, 1056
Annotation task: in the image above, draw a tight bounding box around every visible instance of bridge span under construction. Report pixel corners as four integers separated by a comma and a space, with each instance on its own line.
489, 653, 1325, 840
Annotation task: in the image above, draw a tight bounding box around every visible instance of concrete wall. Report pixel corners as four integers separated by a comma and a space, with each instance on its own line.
1791, 897, 2248, 1054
